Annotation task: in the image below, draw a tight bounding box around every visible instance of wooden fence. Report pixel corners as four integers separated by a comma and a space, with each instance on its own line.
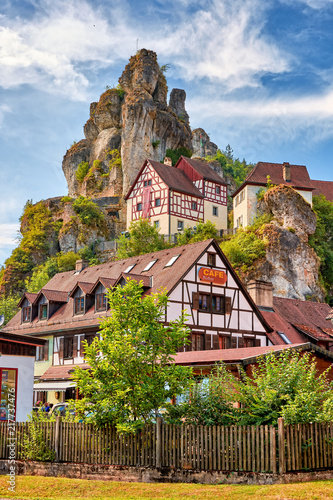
1, 418, 333, 473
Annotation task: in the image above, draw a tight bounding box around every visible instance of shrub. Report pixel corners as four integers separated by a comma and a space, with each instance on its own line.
165, 147, 193, 166
75, 161, 90, 184
72, 196, 105, 227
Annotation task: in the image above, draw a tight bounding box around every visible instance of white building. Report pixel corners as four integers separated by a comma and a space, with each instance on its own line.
232, 162, 314, 229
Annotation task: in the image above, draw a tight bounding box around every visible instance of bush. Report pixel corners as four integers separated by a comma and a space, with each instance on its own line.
72, 196, 105, 227
20, 420, 55, 461
164, 147, 193, 166
75, 161, 90, 184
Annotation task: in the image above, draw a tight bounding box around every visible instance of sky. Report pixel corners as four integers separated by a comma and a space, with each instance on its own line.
0, 0, 333, 266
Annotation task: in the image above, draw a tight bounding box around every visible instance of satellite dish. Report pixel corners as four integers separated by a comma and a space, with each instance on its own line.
0, 315, 4, 327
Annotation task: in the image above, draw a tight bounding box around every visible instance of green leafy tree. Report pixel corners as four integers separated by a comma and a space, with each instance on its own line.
206, 147, 254, 188
73, 279, 193, 432
175, 220, 218, 246
0, 294, 20, 325
237, 350, 333, 426
164, 147, 193, 166
116, 218, 171, 260
72, 196, 105, 227
165, 364, 238, 426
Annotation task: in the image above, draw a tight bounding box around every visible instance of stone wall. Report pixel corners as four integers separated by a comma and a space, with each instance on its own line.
1, 460, 333, 485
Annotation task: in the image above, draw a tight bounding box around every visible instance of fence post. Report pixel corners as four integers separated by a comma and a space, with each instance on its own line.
278, 417, 286, 474
156, 417, 162, 468
55, 416, 62, 462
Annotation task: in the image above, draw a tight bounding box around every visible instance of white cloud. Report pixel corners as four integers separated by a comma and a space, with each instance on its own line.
0, 0, 291, 98
0, 223, 19, 247
153, 0, 290, 90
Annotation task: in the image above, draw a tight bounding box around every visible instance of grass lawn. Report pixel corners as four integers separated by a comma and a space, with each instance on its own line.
1, 476, 333, 500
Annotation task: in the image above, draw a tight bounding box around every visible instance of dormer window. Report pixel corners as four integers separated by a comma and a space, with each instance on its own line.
96, 293, 107, 312
39, 304, 48, 320
75, 297, 85, 315
22, 306, 31, 323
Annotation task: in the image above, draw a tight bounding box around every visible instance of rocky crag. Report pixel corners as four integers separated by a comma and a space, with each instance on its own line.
60, 48, 222, 255
240, 185, 324, 301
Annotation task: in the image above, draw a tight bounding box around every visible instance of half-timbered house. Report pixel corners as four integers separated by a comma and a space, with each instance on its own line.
125, 156, 228, 235
3, 239, 273, 404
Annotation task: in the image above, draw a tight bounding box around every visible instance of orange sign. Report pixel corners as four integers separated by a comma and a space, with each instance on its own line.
198, 267, 227, 285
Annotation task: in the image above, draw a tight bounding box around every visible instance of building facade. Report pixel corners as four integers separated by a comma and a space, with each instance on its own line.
126, 157, 228, 236
3, 240, 273, 404
232, 162, 314, 228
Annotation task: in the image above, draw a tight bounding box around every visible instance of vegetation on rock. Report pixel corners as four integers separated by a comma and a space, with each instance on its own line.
220, 214, 270, 270
309, 194, 333, 304
164, 147, 193, 166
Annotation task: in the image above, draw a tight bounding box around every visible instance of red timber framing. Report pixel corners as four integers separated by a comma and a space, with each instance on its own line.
170, 191, 203, 221
129, 162, 169, 222
164, 240, 270, 351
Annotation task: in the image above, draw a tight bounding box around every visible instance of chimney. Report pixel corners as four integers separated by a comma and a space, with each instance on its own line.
75, 259, 89, 272
248, 280, 273, 309
164, 157, 172, 167
283, 162, 291, 182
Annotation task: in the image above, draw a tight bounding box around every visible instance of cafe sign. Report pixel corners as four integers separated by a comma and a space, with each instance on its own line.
198, 267, 227, 286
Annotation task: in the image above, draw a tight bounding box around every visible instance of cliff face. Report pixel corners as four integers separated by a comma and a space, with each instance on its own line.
241, 185, 325, 301
62, 49, 193, 198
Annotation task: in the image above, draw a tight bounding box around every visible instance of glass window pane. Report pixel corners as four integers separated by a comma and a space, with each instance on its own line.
0, 369, 16, 421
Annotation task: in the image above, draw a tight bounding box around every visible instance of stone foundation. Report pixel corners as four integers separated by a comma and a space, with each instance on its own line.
1, 460, 333, 485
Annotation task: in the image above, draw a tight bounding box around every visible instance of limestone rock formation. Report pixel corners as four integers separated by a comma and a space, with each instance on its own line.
192, 128, 218, 158
241, 185, 324, 301
62, 49, 193, 199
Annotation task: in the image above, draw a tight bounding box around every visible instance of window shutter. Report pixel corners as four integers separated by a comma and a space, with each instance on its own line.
43, 340, 49, 361
238, 337, 244, 348
213, 335, 219, 350
225, 296, 232, 314
192, 292, 199, 310
73, 336, 78, 358
205, 333, 212, 350
59, 337, 64, 360
231, 337, 237, 349
255, 339, 261, 347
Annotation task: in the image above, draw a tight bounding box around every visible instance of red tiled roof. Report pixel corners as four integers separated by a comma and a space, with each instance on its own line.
40, 363, 90, 380
69, 281, 94, 297
89, 277, 117, 294
149, 160, 204, 198
260, 309, 305, 345
116, 273, 151, 288
17, 292, 38, 308
311, 180, 333, 202
271, 297, 333, 344
326, 309, 333, 321
233, 162, 313, 197
321, 328, 333, 338
3, 240, 217, 335
177, 157, 228, 185
34, 289, 68, 305
173, 344, 307, 365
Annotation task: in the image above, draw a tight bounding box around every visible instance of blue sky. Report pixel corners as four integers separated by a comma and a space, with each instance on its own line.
1, 0, 333, 266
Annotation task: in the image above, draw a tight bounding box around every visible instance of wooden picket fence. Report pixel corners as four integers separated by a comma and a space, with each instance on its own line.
1, 418, 333, 473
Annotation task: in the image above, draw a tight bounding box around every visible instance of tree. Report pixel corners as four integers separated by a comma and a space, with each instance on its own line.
237, 350, 333, 426
73, 279, 193, 432
175, 220, 218, 246
165, 363, 238, 426
0, 293, 20, 326
116, 218, 171, 260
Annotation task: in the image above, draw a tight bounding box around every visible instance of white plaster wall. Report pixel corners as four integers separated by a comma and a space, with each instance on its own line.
1, 355, 35, 422
204, 200, 227, 231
